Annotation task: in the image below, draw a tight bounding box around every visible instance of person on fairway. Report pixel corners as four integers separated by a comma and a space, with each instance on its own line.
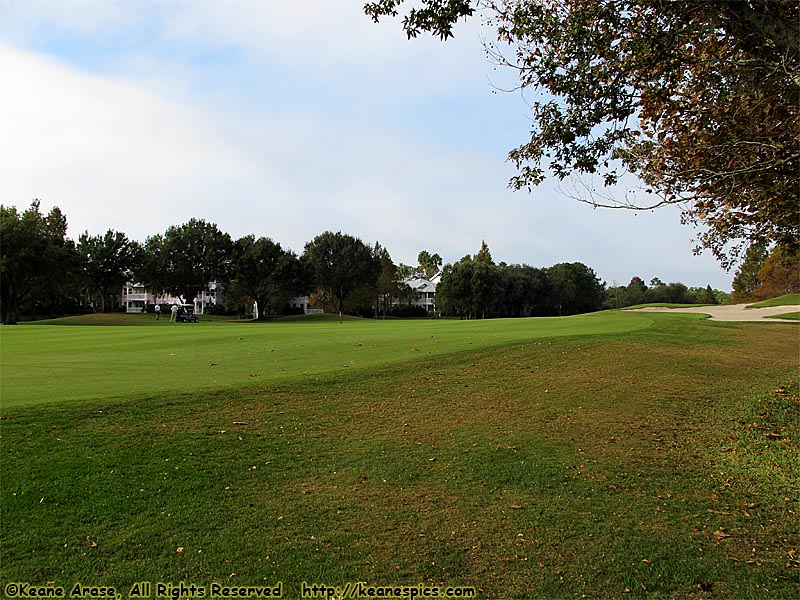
155, 304, 161, 320
170, 304, 179, 323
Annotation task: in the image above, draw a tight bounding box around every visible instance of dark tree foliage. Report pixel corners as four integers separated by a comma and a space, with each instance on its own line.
495, 264, 549, 317
641, 280, 695, 305
471, 262, 500, 318
438, 257, 598, 318
303, 231, 382, 323
376, 243, 403, 319
229, 235, 305, 320
365, 0, 800, 267
545, 262, 604, 316
365, 0, 473, 39
1, 200, 78, 324
603, 275, 712, 309
625, 277, 648, 307
139, 219, 233, 304
78, 229, 142, 313
437, 243, 502, 319
436, 260, 475, 318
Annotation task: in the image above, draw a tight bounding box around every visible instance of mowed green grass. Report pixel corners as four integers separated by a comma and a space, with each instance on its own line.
1, 314, 798, 599
748, 293, 800, 308
772, 312, 800, 321
1, 312, 655, 409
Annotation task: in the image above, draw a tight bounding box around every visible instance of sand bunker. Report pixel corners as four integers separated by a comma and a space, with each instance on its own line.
630, 303, 799, 322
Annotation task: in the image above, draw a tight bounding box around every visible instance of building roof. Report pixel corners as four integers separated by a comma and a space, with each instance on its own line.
404, 276, 437, 293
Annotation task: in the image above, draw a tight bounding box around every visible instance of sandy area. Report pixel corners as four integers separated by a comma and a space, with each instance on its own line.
629, 303, 800, 322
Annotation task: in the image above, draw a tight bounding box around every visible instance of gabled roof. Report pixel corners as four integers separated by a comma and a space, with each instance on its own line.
404, 276, 437, 293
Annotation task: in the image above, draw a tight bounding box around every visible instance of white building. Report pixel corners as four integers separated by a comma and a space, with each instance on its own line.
120, 282, 221, 314
402, 273, 440, 314
120, 283, 150, 313
288, 296, 323, 315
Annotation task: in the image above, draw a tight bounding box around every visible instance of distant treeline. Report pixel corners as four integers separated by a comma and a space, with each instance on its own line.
603, 278, 728, 310
0, 201, 751, 324
430, 242, 729, 319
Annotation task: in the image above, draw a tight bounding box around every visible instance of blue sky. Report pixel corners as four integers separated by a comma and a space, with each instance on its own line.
1, 0, 733, 290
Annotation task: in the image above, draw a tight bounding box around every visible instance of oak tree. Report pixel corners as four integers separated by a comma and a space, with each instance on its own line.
0, 201, 77, 324
366, 0, 799, 267
140, 219, 232, 305
78, 229, 142, 313
229, 235, 304, 320
303, 231, 382, 323
545, 262, 604, 316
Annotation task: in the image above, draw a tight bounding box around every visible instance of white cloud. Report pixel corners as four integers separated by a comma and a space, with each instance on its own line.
0, 44, 263, 239
0, 2, 734, 290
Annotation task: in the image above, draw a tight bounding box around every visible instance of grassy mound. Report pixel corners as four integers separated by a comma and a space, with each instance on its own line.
747, 294, 800, 308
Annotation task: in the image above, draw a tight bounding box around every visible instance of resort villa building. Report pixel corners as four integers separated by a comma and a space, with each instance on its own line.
402, 273, 440, 315
120, 282, 221, 315
120, 274, 440, 317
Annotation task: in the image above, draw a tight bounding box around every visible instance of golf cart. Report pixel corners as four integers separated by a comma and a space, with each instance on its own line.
176, 304, 198, 323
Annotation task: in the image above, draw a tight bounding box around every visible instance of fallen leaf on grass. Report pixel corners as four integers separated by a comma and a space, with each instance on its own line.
714, 530, 731, 539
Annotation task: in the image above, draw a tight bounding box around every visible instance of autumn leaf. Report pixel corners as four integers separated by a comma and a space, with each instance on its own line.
714, 530, 731, 539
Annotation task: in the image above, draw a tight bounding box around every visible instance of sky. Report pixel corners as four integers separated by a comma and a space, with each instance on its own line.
1, 0, 734, 290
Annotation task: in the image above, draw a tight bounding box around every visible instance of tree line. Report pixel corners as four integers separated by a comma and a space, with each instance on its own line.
4, 201, 780, 326
0, 202, 377, 324
435, 241, 602, 319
